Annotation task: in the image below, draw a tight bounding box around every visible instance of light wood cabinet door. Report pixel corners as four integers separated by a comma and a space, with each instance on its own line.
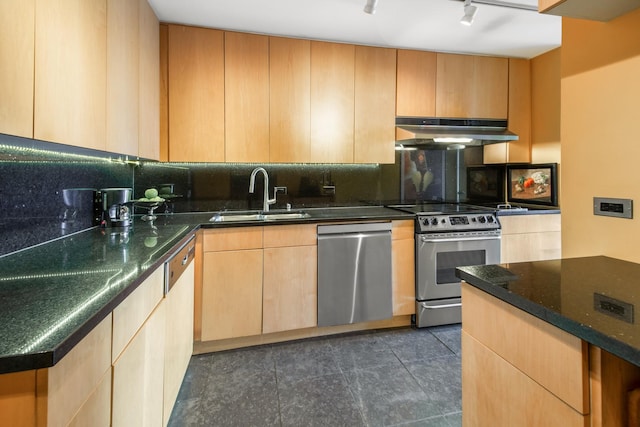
484, 58, 532, 164
159, 24, 169, 161
396, 49, 437, 117
163, 262, 195, 426
263, 245, 317, 333
354, 45, 397, 164
0, 0, 34, 138
310, 41, 355, 163
106, 0, 139, 157
499, 214, 561, 263
392, 220, 415, 316
38, 314, 112, 427
35, 0, 107, 150
112, 303, 166, 427
436, 53, 508, 119
201, 249, 263, 341
138, 0, 160, 160
270, 37, 311, 163
168, 25, 225, 162
225, 32, 270, 163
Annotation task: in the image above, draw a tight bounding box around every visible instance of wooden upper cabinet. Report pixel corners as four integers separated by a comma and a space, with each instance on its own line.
138, 0, 160, 160
354, 45, 397, 164
225, 32, 270, 163
168, 25, 224, 162
159, 25, 169, 161
310, 41, 355, 163
35, 0, 107, 150
0, 0, 34, 138
484, 58, 531, 164
106, 0, 139, 157
269, 37, 311, 163
396, 49, 437, 117
436, 53, 508, 119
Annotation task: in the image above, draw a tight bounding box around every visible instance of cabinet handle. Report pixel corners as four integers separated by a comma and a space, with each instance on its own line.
420, 302, 462, 310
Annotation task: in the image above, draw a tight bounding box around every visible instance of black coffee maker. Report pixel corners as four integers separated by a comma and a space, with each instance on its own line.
95, 188, 133, 228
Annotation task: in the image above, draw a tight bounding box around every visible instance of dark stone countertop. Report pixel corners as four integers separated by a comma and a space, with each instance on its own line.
0, 206, 410, 374
456, 256, 640, 367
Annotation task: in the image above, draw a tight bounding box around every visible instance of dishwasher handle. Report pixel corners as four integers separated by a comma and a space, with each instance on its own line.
165, 235, 196, 295
317, 222, 392, 236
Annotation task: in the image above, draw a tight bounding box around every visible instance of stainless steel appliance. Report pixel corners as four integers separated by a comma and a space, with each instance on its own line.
96, 188, 133, 228
317, 222, 392, 327
392, 203, 501, 328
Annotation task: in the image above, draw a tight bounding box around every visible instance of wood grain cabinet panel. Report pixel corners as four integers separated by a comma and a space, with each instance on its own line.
263, 245, 317, 333
112, 303, 166, 427
396, 49, 437, 117
270, 37, 311, 163
106, 0, 139, 157
392, 220, 415, 316
484, 58, 532, 164
0, 0, 34, 138
37, 314, 112, 427
354, 45, 397, 164
462, 331, 588, 427
462, 283, 589, 414
35, 0, 107, 150
436, 53, 508, 120
499, 214, 561, 263
168, 25, 225, 162
225, 32, 270, 163
202, 249, 264, 341
138, 0, 160, 160
310, 41, 355, 163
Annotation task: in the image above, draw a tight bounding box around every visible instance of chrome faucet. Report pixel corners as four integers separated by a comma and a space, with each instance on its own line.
249, 167, 287, 212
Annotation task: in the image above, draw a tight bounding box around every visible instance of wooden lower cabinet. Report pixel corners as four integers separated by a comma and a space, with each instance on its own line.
391, 220, 415, 316
163, 261, 195, 426
263, 224, 318, 333
112, 302, 166, 427
462, 331, 587, 427
499, 214, 561, 263
38, 314, 113, 427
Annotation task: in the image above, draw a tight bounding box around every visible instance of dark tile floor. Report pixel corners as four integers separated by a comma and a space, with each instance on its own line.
168, 325, 462, 427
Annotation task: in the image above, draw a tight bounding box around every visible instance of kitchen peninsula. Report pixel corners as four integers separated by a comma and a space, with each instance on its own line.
456, 257, 640, 426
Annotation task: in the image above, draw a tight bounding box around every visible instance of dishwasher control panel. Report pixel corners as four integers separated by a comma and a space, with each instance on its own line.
165, 235, 196, 294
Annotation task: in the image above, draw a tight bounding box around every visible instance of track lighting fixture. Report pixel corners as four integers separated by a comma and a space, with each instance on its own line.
461, 0, 478, 26
363, 0, 378, 15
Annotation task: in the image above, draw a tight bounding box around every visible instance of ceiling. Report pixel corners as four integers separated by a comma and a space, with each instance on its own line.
148, 0, 561, 59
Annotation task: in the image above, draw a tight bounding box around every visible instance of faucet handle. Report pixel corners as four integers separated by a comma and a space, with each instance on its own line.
274, 186, 288, 195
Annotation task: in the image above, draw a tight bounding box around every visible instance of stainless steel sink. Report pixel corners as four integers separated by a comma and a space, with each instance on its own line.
209, 211, 310, 222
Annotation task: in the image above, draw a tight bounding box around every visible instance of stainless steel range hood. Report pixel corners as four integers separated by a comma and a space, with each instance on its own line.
396, 117, 518, 149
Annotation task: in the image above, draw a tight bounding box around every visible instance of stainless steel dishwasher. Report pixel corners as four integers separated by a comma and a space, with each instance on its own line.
317, 222, 393, 327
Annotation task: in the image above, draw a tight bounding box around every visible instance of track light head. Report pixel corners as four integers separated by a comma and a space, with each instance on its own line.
364, 0, 378, 15
461, 0, 478, 26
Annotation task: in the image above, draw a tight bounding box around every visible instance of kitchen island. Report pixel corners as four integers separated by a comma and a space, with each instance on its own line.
456, 257, 640, 426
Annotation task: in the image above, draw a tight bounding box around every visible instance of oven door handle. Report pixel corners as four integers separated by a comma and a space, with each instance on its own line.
420, 302, 462, 310
419, 235, 501, 243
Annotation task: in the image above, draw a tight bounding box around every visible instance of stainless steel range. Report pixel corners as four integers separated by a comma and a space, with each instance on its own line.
391, 203, 501, 328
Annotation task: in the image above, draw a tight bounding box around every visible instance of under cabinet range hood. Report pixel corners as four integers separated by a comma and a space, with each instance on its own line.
395, 117, 518, 149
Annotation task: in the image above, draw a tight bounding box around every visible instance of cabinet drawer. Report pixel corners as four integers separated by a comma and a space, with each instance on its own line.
202, 227, 263, 251
112, 266, 164, 361
462, 283, 589, 413
263, 224, 317, 248
462, 331, 588, 426
499, 214, 561, 234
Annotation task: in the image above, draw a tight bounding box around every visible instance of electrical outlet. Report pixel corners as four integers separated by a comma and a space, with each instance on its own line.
593, 197, 633, 219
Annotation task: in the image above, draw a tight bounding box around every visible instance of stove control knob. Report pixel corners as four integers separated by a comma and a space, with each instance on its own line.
478, 216, 486, 223
487, 216, 494, 223
431, 218, 439, 226
422, 218, 430, 226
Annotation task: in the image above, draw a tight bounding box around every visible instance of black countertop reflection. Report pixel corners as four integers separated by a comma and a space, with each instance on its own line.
0, 220, 196, 373
0, 206, 412, 374
456, 257, 640, 367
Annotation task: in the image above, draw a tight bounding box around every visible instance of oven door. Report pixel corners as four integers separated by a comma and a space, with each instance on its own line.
415, 233, 501, 301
